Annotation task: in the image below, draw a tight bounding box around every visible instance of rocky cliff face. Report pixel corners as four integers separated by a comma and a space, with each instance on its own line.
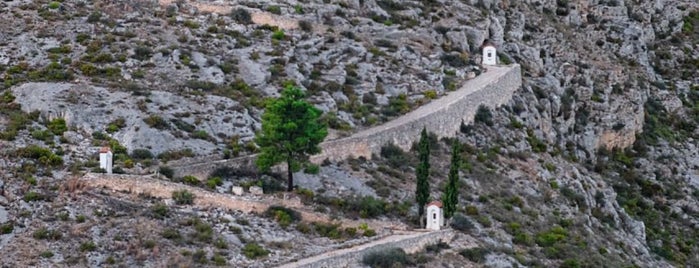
446, 0, 699, 266
0, 0, 698, 267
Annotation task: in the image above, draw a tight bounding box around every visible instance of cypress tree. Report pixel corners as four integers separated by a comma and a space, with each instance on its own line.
442, 140, 461, 219
415, 127, 430, 227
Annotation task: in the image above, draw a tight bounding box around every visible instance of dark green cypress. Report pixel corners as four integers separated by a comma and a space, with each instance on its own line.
415, 127, 430, 227
442, 140, 460, 219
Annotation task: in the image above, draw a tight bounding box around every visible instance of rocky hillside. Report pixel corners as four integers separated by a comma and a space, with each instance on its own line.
1, 0, 699, 267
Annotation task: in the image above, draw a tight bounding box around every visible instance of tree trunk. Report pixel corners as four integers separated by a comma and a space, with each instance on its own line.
286, 156, 293, 192
418, 206, 425, 228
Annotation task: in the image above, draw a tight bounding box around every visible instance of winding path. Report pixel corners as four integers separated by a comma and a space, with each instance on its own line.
81, 173, 408, 230
171, 65, 521, 178
277, 229, 456, 268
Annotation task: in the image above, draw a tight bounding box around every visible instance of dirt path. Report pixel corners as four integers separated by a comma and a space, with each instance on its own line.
81, 173, 408, 230
158, 0, 302, 30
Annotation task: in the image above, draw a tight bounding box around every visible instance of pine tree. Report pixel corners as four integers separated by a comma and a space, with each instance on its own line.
415, 127, 430, 227
255, 86, 328, 191
442, 140, 461, 219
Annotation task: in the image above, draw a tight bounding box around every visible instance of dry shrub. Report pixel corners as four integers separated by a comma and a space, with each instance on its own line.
61, 176, 87, 194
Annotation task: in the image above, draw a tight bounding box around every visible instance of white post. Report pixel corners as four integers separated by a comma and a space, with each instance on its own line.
99, 147, 113, 174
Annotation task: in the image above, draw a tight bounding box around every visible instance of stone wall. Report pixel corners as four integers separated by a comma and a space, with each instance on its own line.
171, 154, 257, 179
173, 65, 522, 178
287, 230, 455, 268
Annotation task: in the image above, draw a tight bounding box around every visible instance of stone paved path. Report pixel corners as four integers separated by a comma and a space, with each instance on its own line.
170, 65, 517, 176
275, 230, 427, 268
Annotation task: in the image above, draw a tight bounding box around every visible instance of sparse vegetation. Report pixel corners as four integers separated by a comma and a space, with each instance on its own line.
362, 248, 410, 268
172, 189, 195, 205
265, 206, 301, 228
33, 227, 62, 240
242, 243, 269, 259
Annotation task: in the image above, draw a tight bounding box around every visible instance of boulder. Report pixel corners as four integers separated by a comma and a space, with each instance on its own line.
249, 186, 264, 195
231, 186, 244, 196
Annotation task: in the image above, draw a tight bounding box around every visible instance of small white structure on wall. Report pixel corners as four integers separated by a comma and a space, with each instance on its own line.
426, 200, 445, 231
99, 147, 113, 174
482, 42, 497, 66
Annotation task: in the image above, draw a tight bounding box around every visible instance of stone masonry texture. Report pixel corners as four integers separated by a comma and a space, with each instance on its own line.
173, 65, 522, 178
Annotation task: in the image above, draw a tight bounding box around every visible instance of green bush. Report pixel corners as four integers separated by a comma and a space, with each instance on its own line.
47, 45, 71, 54
162, 228, 181, 240
382, 94, 411, 116
24, 191, 43, 202
441, 53, 468, 68
561, 258, 582, 268
47, 118, 67, 135
31, 129, 53, 141
451, 213, 474, 232
39, 251, 54, 258
33, 227, 62, 240
265, 206, 301, 228
193, 219, 213, 242
172, 190, 195, 205
144, 115, 169, 129
298, 20, 313, 32
465, 205, 479, 215
0, 222, 13, 234
80, 241, 97, 252
242, 243, 269, 259
158, 149, 194, 161
47, 1, 60, 9
159, 166, 174, 178
133, 46, 153, 61
304, 164, 320, 174
380, 143, 411, 169
191, 130, 210, 140
182, 175, 200, 186
459, 247, 489, 263
28, 62, 73, 82
266, 5, 282, 15
426, 240, 451, 253
183, 20, 200, 29
312, 222, 343, 239
206, 177, 223, 189
211, 253, 227, 266
362, 248, 410, 268
92, 131, 109, 140
106, 117, 126, 133
151, 203, 169, 219
271, 29, 285, 40
474, 105, 494, 126
214, 238, 228, 249
526, 130, 548, 153
17, 144, 55, 160
231, 8, 252, 24
295, 188, 315, 202
423, 90, 438, 99
131, 149, 154, 160
535, 226, 568, 247
1, 91, 16, 103
345, 227, 357, 237
357, 196, 386, 218
171, 119, 196, 132
108, 139, 128, 154
87, 11, 101, 23
192, 249, 207, 264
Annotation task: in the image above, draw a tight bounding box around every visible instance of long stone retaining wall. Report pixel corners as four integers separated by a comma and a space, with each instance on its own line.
172, 65, 522, 178
278, 229, 456, 268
